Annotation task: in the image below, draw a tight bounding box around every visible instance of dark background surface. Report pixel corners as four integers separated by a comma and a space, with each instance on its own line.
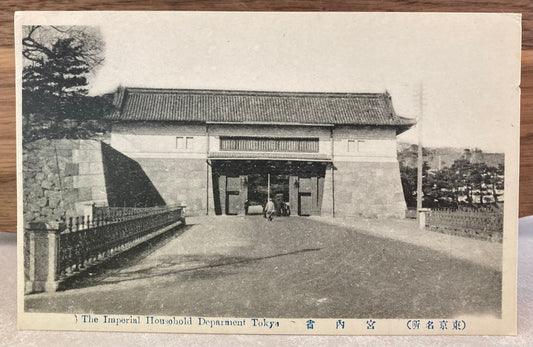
1, 1, 531, 232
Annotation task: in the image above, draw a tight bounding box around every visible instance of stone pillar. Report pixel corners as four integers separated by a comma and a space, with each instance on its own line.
25, 221, 65, 294
289, 175, 299, 215
239, 175, 248, 215
417, 208, 431, 230
321, 165, 334, 217
207, 163, 216, 215
310, 176, 318, 215
218, 175, 227, 214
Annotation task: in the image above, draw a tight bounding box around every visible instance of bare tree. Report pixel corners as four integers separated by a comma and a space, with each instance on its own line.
22, 25, 112, 141
22, 25, 104, 70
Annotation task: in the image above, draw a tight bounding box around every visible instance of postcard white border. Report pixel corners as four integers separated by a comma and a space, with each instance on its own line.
15, 11, 521, 336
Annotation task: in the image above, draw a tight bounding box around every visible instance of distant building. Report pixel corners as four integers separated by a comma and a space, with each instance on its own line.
106, 87, 415, 218
398, 145, 504, 171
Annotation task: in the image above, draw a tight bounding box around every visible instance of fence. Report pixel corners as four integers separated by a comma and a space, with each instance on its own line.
91, 205, 179, 222
425, 208, 503, 242
24, 205, 185, 294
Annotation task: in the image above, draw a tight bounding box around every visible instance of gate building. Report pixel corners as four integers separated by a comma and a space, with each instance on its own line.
107, 87, 415, 218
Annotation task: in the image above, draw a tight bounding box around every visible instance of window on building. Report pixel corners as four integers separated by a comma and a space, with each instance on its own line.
176, 137, 185, 149
347, 139, 366, 152
218, 138, 235, 150
348, 140, 357, 152
220, 137, 319, 153
176, 136, 194, 150
186, 137, 194, 149
358, 140, 366, 152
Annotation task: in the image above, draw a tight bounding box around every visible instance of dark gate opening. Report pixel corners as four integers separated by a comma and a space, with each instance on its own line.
211, 160, 328, 216
247, 173, 268, 208
247, 173, 290, 215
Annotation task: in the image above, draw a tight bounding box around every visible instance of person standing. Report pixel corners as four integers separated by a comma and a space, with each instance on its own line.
264, 198, 275, 222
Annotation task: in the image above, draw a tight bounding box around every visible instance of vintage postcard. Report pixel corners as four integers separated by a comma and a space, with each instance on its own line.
16, 12, 521, 335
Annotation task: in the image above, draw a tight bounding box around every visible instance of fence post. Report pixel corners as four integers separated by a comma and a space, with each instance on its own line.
25, 221, 65, 294
417, 208, 431, 230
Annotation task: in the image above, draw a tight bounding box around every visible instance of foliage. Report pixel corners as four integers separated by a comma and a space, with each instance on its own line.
399, 161, 429, 208
22, 25, 113, 142
399, 148, 504, 209
22, 26, 104, 69
423, 160, 504, 208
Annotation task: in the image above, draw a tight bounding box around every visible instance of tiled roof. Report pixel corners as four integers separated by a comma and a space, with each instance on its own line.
208, 151, 332, 162
109, 87, 415, 132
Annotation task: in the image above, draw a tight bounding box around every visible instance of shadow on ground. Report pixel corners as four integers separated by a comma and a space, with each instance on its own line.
86, 247, 320, 287
60, 223, 320, 291
59, 224, 193, 291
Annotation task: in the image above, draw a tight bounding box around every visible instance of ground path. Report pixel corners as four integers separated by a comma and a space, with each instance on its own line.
25, 215, 502, 318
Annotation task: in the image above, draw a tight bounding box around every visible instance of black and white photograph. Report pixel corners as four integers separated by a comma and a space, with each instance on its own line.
16, 12, 520, 335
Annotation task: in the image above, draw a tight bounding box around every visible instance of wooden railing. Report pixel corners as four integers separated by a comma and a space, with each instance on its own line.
425, 207, 503, 242
24, 205, 185, 294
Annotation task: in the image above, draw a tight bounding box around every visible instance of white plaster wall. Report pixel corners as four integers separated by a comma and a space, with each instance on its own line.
111, 123, 399, 161
333, 126, 398, 162
111, 123, 207, 159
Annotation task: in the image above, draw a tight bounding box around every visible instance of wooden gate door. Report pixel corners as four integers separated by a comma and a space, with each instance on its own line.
298, 192, 313, 216
226, 192, 241, 215
226, 176, 242, 215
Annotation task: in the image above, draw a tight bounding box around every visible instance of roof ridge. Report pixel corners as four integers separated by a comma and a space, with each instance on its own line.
123, 87, 386, 98
109, 86, 416, 134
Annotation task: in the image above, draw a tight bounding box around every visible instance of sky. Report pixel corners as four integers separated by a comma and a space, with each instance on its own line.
34, 12, 521, 153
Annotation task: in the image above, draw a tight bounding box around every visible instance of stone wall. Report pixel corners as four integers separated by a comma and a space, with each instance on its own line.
71, 140, 108, 214
23, 140, 173, 224
332, 161, 406, 218
23, 139, 107, 225
101, 143, 165, 207
134, 158, 208, 216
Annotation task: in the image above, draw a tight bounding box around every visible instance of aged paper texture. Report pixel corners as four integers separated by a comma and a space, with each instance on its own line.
16, 11, 521, 335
